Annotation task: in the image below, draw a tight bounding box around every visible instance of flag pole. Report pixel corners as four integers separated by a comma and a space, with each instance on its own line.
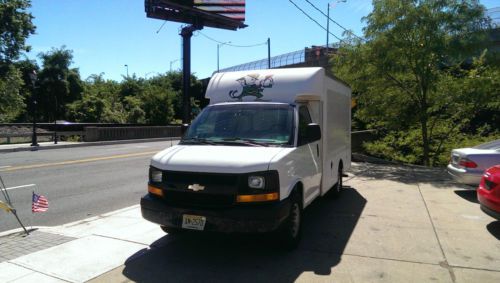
12, 208, 29, 235
0, 174, 29, 235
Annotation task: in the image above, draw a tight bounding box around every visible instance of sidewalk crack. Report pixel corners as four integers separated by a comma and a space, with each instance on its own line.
412, 167, 456, 283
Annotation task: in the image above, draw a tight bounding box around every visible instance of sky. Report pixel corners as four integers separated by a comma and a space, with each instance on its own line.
26, 0, 499, 81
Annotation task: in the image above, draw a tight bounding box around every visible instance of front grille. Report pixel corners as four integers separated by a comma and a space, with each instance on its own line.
160, 171, 241, 208
163, 191, 235, 207
166, 171, 239, 188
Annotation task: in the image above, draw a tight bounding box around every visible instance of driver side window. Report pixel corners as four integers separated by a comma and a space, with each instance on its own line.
298, 105, 312, 146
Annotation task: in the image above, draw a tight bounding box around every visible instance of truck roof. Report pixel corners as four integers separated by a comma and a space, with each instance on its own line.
206, 67, 333, 104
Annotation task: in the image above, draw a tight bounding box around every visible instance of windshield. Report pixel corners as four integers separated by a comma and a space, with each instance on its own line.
182, 104, 295, 146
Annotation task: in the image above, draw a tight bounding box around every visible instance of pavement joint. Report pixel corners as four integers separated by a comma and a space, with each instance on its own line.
91, 233, 150, 247
448, 265, 500, 273
7, 261, 72, 283
412, 166, 457, 283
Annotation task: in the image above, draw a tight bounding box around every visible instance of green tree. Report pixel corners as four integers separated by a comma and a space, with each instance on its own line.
0, 0, 35, 122
140, 84, 175, 124
333, 0, 492, 165
0, 0, 35, 63
0, 65, 24, 122
37, 47, 84, 121
67, 73, 125, 123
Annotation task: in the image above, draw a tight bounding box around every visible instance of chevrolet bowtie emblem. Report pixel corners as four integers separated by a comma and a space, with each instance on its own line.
188, 184, 205, 192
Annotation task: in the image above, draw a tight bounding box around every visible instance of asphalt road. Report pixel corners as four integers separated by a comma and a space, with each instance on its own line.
0, 140, 178, 233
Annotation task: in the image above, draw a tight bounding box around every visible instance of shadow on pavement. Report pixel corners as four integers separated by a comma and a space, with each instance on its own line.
486, 221, 500, 240
122, 186, 366, 282
349, 161, 463, 188
454, 189, 479, 204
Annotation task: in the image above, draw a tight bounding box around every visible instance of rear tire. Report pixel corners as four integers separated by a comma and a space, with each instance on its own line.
275, 193, 302, 250
330, 164, 343, 199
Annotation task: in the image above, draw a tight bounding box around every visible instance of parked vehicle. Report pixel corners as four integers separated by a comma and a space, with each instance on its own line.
141, 67, 351, 248
477, 165, 500, 220
447, 139, 500, 186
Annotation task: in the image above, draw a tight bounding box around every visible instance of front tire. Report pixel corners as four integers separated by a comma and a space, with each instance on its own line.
276, 194, 302, 250
160, 225, 182, 235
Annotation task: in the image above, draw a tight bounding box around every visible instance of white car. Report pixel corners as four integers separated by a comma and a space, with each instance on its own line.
447, 139, 500, 185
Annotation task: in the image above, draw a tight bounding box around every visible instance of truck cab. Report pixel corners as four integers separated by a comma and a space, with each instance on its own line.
141, 67, 351, 248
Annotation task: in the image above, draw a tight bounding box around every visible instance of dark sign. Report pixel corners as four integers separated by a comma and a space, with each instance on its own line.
145, 0, 246, 30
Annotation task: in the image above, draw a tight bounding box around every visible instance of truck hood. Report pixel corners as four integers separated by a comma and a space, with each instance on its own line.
151, 145, 286, 173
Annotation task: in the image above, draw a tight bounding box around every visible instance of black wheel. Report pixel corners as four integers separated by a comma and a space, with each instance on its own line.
160, 225, 181, 235
275, 193, 302, 250
329, 163, 343, 198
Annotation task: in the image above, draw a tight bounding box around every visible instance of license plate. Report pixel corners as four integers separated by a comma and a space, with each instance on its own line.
182, 214, 206, 231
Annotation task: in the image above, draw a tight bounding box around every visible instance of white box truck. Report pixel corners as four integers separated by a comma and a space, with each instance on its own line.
141, 67, 351, 248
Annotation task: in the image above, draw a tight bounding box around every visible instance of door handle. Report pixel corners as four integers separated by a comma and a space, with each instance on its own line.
316, 144, 319, 157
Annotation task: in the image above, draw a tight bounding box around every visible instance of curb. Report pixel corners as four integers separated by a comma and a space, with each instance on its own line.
0, 227, 43, 238
0, 137, 180, 153
0, 205, 140, 238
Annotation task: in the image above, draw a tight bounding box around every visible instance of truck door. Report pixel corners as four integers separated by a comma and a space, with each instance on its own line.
297, 104, 322, 206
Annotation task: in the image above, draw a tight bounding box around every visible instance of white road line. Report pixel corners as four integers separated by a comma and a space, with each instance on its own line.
4, 184, 36, 191
0, 166, 12, 169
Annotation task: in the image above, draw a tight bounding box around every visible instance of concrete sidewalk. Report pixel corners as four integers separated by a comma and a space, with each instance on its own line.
1, 162, 499, 282
0, 137, 179, 153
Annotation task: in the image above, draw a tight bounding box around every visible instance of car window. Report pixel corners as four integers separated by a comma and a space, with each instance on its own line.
473, 139, 500, 150
298, 105, 312, 146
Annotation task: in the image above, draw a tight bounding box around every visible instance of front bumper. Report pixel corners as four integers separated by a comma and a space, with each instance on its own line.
478, 188, 500, 220
140, 194, 291, 233
480, 204, 500, 220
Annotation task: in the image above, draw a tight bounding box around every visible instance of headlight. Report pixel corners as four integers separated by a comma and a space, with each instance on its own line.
150, 167, 163, 183
248, 176, 265, 189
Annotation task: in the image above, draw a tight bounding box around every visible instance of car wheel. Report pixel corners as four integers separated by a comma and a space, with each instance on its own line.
160, 225, 181, 235
276, 193, 302, 250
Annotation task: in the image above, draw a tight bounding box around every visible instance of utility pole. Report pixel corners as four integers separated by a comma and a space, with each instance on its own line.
326, 3, 330, 48
180, 24, 202, 124
267, 38, 271, 69
29, 70, 38, 147
217, 41, 231, 72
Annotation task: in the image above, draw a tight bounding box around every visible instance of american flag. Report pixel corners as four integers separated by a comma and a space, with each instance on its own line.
32, 192, 49, 213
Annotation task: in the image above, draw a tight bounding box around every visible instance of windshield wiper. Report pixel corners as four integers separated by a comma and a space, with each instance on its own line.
180, 137, 217, 145
220, 138, 269, 147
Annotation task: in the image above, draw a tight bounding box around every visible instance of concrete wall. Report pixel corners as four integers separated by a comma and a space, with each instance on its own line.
351, 130, 378, 153
84, 126, 181, 142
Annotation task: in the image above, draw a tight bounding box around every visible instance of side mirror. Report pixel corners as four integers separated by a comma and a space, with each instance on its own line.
306, 123, 321, 143
181, 123, 190, 136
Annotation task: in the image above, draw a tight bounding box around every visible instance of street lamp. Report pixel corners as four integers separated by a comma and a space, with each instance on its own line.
169, 59, 179, 72
28, 70, 39, 147
327, 0, 346, 48
124, 64, 129, 77
217, 41, 231, 72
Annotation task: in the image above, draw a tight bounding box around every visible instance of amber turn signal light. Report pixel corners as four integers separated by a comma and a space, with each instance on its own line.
236, 192, 279, 203
148, 185, 164, 197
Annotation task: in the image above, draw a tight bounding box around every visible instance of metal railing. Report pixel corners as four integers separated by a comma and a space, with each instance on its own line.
219, 49, 305, 72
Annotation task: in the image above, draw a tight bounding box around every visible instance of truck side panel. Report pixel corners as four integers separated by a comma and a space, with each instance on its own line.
321, 77, 351, 195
